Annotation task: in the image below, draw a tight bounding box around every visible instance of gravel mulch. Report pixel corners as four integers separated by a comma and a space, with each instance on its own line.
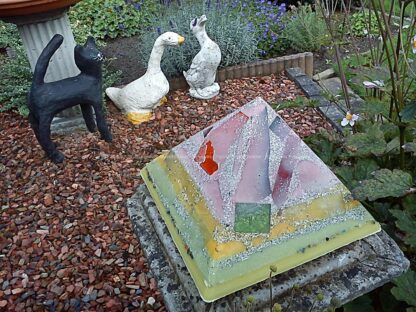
0, 74, 333, 311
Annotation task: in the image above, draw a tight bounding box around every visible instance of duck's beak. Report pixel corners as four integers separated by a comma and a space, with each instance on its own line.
199, 15, 207, 25
178, 36, 185, 45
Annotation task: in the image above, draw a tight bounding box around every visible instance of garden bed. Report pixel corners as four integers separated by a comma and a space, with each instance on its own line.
0, 74, 334, 311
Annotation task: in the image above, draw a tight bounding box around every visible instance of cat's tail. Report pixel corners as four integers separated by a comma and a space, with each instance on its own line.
33, 34, 64, 85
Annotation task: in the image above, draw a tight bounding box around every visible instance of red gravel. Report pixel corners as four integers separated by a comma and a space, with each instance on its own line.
0, 74, 332, 311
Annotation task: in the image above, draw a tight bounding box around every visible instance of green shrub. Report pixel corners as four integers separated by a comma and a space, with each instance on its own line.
68, 0, 160, 40
0, 21, 20, 49
138, 0, 259, 78
281, 4, 329, 53
348, 10, 379, 37
0, 46, 32, 116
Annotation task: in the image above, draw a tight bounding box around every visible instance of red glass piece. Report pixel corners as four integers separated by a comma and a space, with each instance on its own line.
272, 134, 300, 207
200, 141, 219, 175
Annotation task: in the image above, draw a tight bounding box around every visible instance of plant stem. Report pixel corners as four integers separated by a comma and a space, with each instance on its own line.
308, 299, 316, 312
269, 272, 273, 312
317, 0, 352, 111
399, 125, 406, 169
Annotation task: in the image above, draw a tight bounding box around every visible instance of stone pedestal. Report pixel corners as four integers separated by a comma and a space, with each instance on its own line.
127, 184, 409, 312
4, 9, 85, 126
16, 11, 79, 85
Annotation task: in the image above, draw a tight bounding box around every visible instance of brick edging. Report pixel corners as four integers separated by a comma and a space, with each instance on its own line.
169, 52, 313, 90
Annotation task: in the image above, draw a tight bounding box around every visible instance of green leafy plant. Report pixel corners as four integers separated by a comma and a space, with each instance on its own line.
0, 21, 20, 49
68, 0, 160, 40
347, 10, 379, 37
353, 169, 414, 201
0, 45, 32, 116
391, 270, 416, 311
310, 2, 416, 309
281, 4, 330, 53
137, 0, 259, 78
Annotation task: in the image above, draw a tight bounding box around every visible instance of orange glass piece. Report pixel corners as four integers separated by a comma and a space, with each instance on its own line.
200, 141, 219, 175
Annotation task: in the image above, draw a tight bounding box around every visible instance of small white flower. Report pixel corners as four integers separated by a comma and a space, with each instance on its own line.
363, 80, 384, 88
413, 35, 416, 54
363, 29, 368, 35
341, 111, 359, 127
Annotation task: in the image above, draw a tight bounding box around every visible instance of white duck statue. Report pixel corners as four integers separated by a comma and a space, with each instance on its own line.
106, 32, 185, 124
183, 15, 221, 100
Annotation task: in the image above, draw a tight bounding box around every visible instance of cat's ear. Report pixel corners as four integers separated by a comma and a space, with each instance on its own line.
85, 37, 97, 48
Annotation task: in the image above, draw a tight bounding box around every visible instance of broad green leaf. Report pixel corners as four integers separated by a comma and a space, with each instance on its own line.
372, 202, 394, 223
346, 124, 387, 157
304, 131, 342, 167
400, 101, 416, 122
334, 166, 355, 188
334, 159, 379, 189
403, 195, 416, 214
343, 294, 374, 312
380, 122, 399, 141
354, 158, 379, 181
379, 283, 406, 312
353, 169, 413, 201
386, 137, 400, 154
390, 210, 416, 248
356, 98, 389, 117
391, 270, 416, 306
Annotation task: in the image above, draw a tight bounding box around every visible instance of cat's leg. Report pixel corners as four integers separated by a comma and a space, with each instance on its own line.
92, 101, 112, 142
28, 112, 41, 143
29, 112, 58, 149
38, 115, 64, 163
80, 103, 97, 132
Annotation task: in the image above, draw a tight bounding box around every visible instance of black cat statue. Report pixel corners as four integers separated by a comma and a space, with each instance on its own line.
27, 34, 112, 164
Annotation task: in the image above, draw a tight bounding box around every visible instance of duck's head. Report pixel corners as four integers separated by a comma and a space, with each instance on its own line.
158, 31, 185, 46
190, 15, 207, 33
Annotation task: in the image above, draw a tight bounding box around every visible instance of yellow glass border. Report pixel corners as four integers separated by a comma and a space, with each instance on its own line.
141, 167, 381, 302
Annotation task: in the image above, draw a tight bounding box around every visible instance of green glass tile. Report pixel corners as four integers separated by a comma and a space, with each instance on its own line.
234, 203, 271, 233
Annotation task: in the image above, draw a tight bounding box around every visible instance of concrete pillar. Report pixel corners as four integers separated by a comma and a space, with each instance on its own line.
18, 13, 80, 83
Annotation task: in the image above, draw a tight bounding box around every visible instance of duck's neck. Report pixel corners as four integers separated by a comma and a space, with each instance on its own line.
147, 39, 165, 74
195, 29, 210, 46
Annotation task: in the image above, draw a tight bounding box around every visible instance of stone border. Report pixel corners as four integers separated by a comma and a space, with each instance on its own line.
285, 67, 345, 133
127, 184, 409, 312
169, 52, 313, 90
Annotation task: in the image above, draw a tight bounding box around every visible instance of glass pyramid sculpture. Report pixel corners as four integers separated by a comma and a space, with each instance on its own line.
141, 98, 380, 302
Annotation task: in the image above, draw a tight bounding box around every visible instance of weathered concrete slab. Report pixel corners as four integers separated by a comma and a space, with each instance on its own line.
127, 184, 409, 312
50, 115, 87, 135
287, 68, 368, 134
313, 68, 336, 81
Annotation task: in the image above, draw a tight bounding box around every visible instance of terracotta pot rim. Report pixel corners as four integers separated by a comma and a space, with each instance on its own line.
0, 0, 82, 17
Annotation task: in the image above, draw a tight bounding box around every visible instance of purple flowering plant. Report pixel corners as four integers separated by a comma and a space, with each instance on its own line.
141, 0, 259, 77
229, 0, 287, 57
160, 0, 287, 58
